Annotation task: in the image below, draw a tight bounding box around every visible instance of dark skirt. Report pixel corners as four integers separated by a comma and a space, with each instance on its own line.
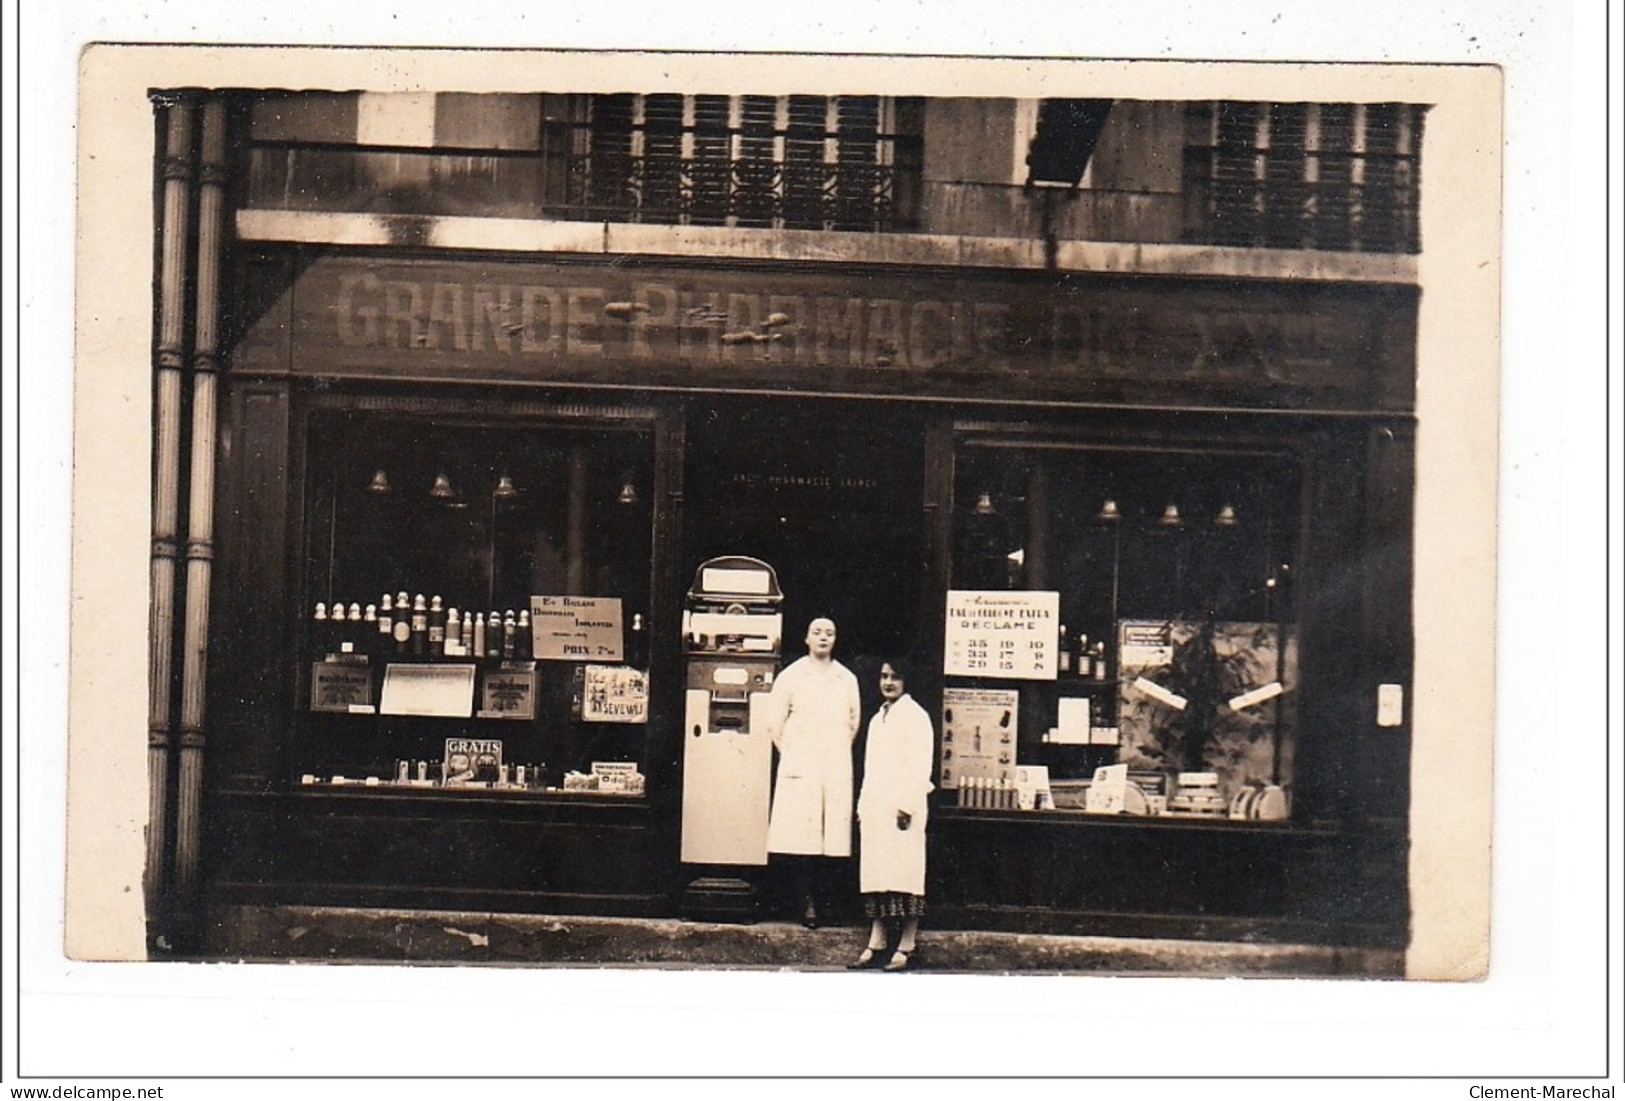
862, 891, 926, 920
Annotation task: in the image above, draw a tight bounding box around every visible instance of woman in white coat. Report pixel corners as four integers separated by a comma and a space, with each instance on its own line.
849, 657, 935, 972
765, 617, 861, 928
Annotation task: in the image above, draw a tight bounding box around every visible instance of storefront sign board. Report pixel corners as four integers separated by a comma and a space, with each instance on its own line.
236, 254, 1415, 413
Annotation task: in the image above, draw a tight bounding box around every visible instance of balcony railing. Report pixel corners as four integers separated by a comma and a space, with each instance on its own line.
1181, 146, 1421, 253
244, 121, 923, 233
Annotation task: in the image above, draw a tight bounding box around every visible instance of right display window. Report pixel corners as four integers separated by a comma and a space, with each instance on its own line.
950, 438, 1302, 820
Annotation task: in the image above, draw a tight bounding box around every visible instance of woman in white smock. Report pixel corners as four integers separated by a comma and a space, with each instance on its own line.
849, 657, 935, 972
765, 617, 861, 927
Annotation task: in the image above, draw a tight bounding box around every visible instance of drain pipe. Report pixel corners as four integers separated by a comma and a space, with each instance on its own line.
173, 98, 227, 940
145, 97, 195, 944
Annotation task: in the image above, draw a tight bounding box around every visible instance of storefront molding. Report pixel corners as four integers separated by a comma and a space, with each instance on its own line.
236, 208, 1419, 286
231, 251, 1417, 415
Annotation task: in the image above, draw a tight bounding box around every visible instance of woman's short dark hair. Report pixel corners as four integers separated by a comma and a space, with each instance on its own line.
877, 655, 915, 687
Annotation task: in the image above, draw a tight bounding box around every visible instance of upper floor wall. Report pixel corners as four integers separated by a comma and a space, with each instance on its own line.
227, 91, 1426, 277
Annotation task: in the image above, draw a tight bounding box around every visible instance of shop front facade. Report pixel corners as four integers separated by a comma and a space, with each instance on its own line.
144, 89, 1425, 957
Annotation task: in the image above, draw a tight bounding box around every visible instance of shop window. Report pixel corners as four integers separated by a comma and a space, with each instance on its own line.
1181, 101, 1425, 253
296, 410, 656, 797
949, 440, 1301, 819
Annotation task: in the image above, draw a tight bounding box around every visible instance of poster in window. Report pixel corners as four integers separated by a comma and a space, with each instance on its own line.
939, 687, 1019, 789
579, 664, 650, 724
1115, 620, 1298, 797
530, 595, 624, 662
943, 590, 1059, 680
443, 738, 503, 786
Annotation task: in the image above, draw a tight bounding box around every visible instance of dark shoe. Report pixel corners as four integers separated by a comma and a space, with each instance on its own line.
883, 948, 917, 972
846, 947, 891, 970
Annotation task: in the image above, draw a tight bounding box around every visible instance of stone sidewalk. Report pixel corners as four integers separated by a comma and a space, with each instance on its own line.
204, 905, 1405, 978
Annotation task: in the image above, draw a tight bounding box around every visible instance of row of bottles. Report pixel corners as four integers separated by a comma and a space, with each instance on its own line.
1055, 624, 1113, 682
312, 594, 533, 663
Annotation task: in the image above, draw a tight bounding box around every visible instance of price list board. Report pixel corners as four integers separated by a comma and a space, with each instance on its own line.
942, 590, 1060, 681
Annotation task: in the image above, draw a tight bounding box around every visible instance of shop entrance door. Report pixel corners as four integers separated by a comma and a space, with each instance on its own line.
684, 397, 926, 678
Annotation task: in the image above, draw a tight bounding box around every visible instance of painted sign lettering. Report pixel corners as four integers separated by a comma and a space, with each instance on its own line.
235, 254, 1412, 410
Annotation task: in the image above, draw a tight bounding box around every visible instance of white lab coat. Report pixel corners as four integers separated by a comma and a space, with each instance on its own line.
764, 655, 861, 857
856, 693, 935, 895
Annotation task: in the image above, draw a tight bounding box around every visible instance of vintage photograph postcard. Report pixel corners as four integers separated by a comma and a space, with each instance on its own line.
65, 44, 1499, 980
23, 9, 1592, 1080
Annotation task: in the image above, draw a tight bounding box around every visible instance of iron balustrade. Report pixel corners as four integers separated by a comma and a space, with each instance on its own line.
244, 119, 924, 233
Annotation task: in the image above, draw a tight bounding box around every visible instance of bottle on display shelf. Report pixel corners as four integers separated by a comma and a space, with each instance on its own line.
627, 612, 647, 668
515, 609, 532, 661
411, 594, 428, 657
471, 609, 486, 660
1057, 624, 1072, 675
394, 594, 412, 656
460, 609, 474, 656
363, 604, 378, 658
377, 595, 394, 651
1091, 641, 1109, 682
311, 602, 330, 657
445, 607, 462, 657
501, 611, 517, 662
428, 595, 446, 657
1076, 633, 1092, 679
345, 604, 363, 654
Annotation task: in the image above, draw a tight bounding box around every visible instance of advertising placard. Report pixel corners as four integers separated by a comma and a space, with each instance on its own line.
943, 590, 1059, 680
478, 667, 537, 720
939, 687, 1019, 789
580, 664, 650, 724
443, 738, 503, 786
530, 595, 624, 661
310, 662, 374, 713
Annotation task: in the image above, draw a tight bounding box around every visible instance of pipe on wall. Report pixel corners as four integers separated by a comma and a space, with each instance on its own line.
173, 99, 228, 929
145, 97, 195, 941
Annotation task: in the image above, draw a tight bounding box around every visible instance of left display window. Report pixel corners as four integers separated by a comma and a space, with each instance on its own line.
295, 408, 656, 796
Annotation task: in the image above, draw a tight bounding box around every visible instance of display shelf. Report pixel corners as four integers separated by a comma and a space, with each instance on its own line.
934, 804, 1324, 833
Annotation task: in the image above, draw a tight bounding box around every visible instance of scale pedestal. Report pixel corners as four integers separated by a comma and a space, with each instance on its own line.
679, 874, 761, 924
676, 556, 784, 925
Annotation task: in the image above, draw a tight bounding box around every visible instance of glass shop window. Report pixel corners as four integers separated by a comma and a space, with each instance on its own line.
296, 411, 655, 797
950, 441, 1301, 819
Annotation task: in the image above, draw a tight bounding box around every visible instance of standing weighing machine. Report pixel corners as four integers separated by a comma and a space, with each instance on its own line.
679, 556, 783, 919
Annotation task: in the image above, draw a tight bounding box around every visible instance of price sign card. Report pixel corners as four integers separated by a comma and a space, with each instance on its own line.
943, 591, 1059, 681
530, 595, 623, 661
